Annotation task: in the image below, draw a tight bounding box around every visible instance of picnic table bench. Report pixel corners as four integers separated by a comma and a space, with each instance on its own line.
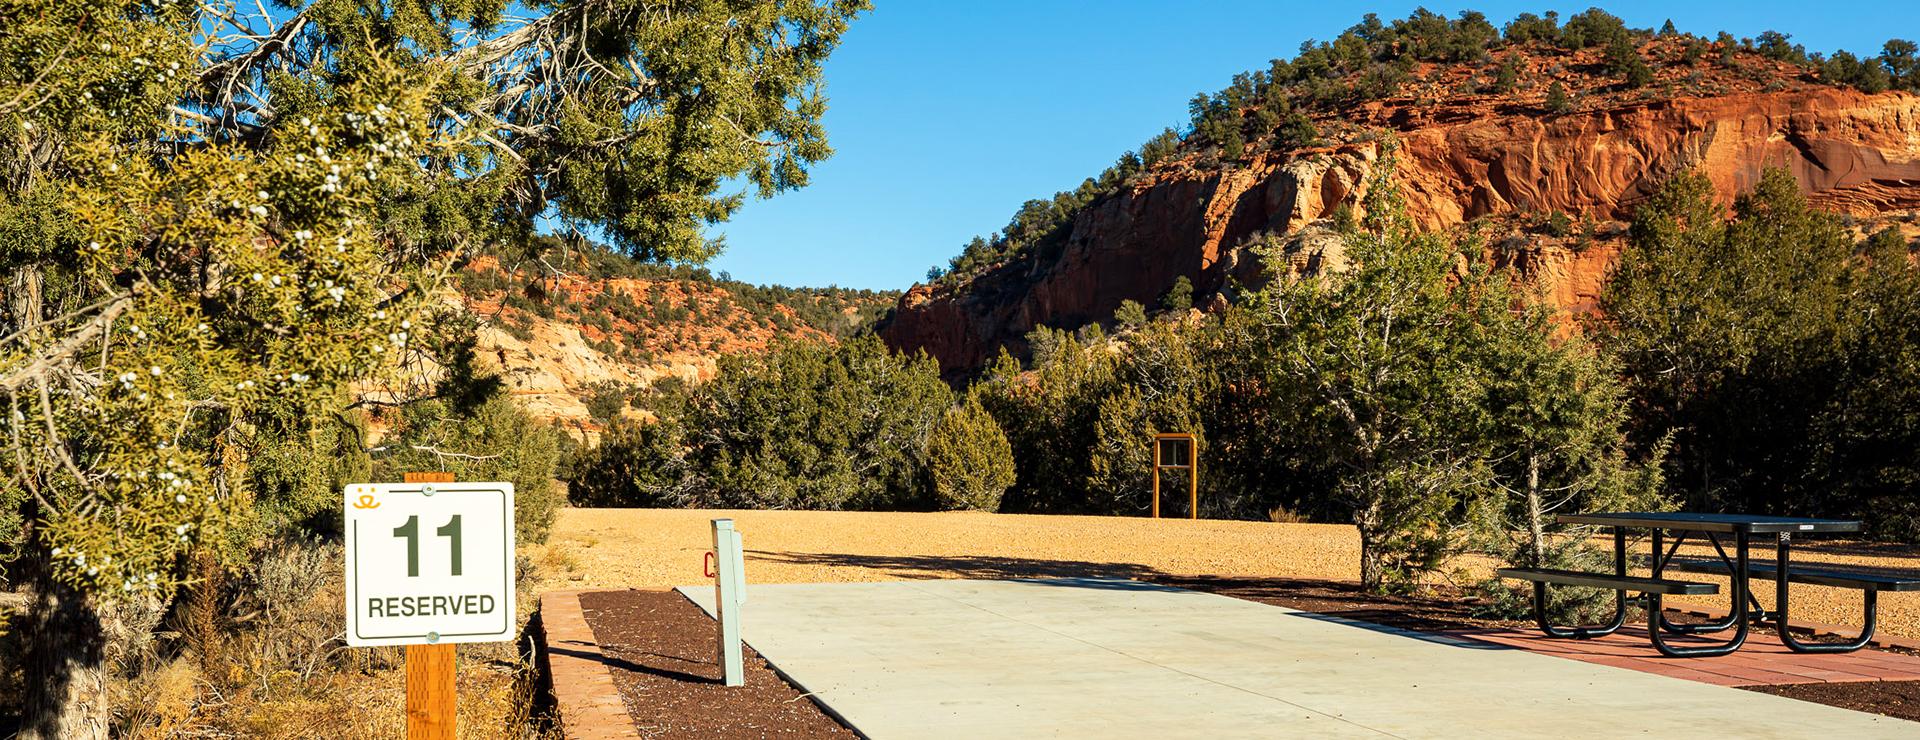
1498, 512, 1915, 657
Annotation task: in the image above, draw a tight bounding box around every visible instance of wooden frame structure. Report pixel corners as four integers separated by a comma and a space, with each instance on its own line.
1151, 432, 1198, 519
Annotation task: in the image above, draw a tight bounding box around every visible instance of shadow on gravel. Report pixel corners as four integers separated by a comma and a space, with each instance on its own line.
549, 644, 713, 684
749, 550, 1172, 582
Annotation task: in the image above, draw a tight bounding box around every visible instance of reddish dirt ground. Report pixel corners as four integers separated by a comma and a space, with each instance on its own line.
1748, 681, 1920, 722
578, 589, 855, 739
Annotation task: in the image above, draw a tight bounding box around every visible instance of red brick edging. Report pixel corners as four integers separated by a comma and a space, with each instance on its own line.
1668, 604, 1920, 651
538, 590, 641, 739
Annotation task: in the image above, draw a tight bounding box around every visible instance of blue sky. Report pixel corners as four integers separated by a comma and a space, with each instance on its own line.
702, 2, 1917, 290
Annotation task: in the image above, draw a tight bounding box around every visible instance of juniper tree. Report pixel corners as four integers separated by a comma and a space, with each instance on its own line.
1468, 272, 1668, 618
1815, 229, 1920, 540
1244, 149, 1501, 592
925, 396, 1016, 512
1885, 40, 1920, 89
1605, 34, 1654, 88
1489, 53, 1522, 94
678, 335, 950, 510
0, 0, 867, 734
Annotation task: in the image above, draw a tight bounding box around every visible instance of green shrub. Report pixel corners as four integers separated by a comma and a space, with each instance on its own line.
1162, 276, 1194, 312
926, 398, 1016, 511
1544, 81, 1572, 113
568, 336, 951, 510
372, 392, 567, 544
1488, 54, 1522, 93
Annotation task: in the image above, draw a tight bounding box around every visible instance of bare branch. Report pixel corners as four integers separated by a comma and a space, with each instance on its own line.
0, 293, 134, 392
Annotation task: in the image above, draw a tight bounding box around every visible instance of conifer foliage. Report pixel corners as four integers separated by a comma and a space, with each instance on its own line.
926, 397, 1017, 512
569, 336, 978, 511
1598, 169, 1920, 535
0, 0, 868, 732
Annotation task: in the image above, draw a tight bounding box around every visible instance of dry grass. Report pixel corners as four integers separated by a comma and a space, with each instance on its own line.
95, 539, 554, 739
532, 508, 1920, 639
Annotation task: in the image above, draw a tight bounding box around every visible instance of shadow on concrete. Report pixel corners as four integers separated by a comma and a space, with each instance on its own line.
1007, 577, 1194, 593
749, 550, 1173, 582
1149, 575, 1498, 633
1283, 610, 1513, 650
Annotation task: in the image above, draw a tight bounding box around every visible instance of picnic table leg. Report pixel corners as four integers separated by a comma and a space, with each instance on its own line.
1528, 527, 1628, 639
1655, 531, 1752, 636
1773, 532, 1878, 653
1649, 530, 1750, 658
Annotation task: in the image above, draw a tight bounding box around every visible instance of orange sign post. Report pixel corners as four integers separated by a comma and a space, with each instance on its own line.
402, 471, 458, 739
1150, 433, 1198, 519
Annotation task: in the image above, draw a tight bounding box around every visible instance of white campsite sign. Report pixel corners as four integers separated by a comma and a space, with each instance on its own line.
344, 481, 516, 647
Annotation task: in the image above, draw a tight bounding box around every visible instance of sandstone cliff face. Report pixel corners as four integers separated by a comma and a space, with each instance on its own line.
881, 88, 1920, 373
360, 257, 896, 443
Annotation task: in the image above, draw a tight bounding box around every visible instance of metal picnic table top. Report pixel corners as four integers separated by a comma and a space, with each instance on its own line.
1557, 511, 1861, 534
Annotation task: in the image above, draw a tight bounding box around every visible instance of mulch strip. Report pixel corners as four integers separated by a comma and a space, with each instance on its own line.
577, 589, 854, 739
1748, 680, 1920, 721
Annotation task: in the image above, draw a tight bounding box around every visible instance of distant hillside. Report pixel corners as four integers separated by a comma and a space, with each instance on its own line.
881, 9, 1920, 375
450, 246, 898, 439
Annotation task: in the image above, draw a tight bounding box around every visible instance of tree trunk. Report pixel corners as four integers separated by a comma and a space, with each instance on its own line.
20, 578, 112, 740
1524, 452, 1547, 568
10, 259, 109, 738
7, 264, 42, 337
1356, 502, 1385, 592
1358, 539, 1384, 592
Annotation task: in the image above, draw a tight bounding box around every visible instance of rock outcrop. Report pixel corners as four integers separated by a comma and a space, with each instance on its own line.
881, 88, 1920, 374
361, 256, 896, 442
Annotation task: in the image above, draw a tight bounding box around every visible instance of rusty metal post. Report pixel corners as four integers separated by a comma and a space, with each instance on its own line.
1189, 449, 1199, 520
1151, 436, 1162, 519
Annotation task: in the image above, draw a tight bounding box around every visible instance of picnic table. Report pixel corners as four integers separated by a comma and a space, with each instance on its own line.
1498, 511, 1920, 658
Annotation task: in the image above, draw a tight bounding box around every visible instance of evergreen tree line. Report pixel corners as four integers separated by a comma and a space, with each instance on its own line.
576, 158, 1920, 596
568, 334, 1015, 513
466, 238, 899, 343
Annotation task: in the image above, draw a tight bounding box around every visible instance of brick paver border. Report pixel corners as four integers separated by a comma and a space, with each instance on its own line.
1448, 610, 1920, 688
538, 590, 641, 740
1667, 604, 1920, 651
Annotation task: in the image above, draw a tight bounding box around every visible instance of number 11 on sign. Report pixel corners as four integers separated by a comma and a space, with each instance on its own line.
393, 515, 464, 577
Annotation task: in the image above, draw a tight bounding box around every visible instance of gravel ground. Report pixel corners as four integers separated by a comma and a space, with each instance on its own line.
530, 508, 1920, 639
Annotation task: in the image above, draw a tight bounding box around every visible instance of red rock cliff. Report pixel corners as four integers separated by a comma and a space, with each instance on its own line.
881, 87, 1920, 374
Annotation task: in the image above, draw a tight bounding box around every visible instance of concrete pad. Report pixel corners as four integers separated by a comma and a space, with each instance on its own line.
680, 578, 1917, 739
